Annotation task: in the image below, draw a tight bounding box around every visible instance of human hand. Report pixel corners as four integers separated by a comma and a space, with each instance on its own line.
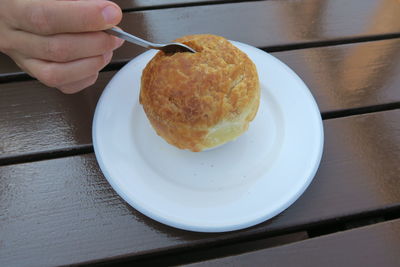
0, 0, 123, 93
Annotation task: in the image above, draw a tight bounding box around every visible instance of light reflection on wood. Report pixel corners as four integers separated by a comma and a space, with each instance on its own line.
277, 0, 400, 203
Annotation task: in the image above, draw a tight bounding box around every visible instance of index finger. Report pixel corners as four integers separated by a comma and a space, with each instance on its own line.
12, 0, 122, 35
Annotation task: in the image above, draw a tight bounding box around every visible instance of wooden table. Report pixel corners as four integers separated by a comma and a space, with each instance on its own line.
1, 0, 400, 266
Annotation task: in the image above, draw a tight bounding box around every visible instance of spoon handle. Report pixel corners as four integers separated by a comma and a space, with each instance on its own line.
104, 27, 155, 49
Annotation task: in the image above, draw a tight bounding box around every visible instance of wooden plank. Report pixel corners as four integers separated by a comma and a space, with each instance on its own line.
1, 0, 400, 78
273, 39, 400, 113
0, 72, 114, 161
115, 231, 309, 266
1, 110, 400, 266
1, 39, 400, 160
115, 0, 400, 59
187, 219, 400, 267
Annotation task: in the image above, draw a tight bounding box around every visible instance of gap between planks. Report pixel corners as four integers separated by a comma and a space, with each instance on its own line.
119, 0, 267, 12
81, 208, 400, 266
1, 35, 400, 84
0, 106, 399, 167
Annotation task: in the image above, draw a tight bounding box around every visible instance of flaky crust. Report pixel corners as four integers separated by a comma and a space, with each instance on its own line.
140, 34, 260, 152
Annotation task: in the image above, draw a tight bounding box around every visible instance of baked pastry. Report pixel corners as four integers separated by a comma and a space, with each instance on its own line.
140, 34, 260, 152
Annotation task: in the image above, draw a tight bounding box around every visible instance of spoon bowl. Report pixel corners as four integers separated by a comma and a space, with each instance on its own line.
105, 27, 196, 54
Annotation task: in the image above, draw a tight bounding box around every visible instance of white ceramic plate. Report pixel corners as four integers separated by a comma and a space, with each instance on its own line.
93, 41, 324, 232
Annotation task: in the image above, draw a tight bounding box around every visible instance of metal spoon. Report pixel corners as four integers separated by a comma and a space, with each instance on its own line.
104, 27, 196, 53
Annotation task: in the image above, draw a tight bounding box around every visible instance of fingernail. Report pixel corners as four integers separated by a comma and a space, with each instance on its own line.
104, 51, 113, 63
102, 5, 120, 24
114, 37, 124, 48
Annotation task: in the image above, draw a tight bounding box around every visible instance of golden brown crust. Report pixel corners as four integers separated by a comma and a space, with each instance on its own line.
140, 34, 260, 152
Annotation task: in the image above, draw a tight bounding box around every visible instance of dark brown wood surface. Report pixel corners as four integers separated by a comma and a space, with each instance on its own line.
0, 72, 113, 162
1, 1, 400, 266
1, 0, 400, 79
187, 219, 400, 267
274, 38, 400, 113
1, 109, 399, 266
2, 39, 400, 161
115, 0, 400, 57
